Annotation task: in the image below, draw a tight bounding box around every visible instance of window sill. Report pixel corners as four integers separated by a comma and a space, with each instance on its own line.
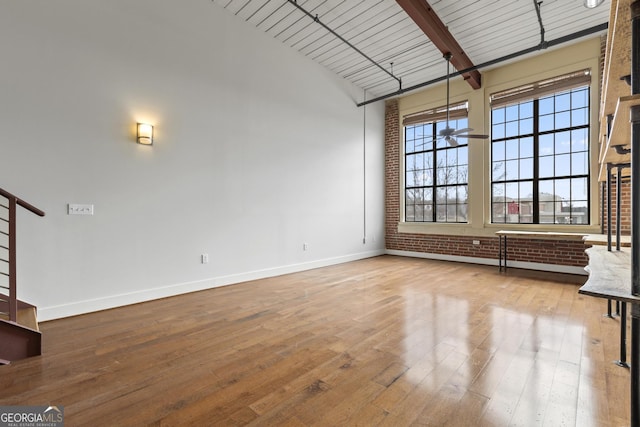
397, 221, 601, 237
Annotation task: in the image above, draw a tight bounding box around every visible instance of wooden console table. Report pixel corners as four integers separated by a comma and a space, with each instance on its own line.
496, 230, 586, 272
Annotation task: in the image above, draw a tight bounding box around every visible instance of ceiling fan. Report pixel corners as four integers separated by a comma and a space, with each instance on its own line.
439, 52, 489, 147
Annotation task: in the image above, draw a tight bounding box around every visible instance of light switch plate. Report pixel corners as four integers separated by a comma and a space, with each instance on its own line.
68, 204, 94, 215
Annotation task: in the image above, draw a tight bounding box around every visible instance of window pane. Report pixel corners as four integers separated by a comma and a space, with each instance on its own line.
572, 88, 588, 108
539, 179, 553, 196
458, 165, 468, 184
406, 171, 415, 187
493, 124, 505, 139
493, 140, 505, 161
539, 114, 554, 132
505, 182, 519, 199
555, 178, 571, 200
406, 138, 415, 153
424, 188, 434, 204
492, 183, 505, 202
493, 161, 506, 181
415, 203, 425, 221
556, 154, 571, 177
555, 111, 571, 130
572, 177, 588, 199
458, 204, 468, 222
436, 165, 447, 185
572, 152, 587, 175
436, 203, 446, 222
520, 158, 533, 179
539, 96, 554, 115
570, 200, 588, 224
520, 101, 534, 119
506, 105, 519, 121
406, 127, 415, 140
539, 156, 554, 178
447, 205, 458, 222
520, 137, 533, 158
539, 134, 554, 156
505, 160, 519, 180
572, 128, 588, 152
492, 203, 506, 222
457, 185, 468, 203
493, 107, 505, 123
555, 92, 571, 112
406, 189, 415, 205
424, 168, 434, 186
505, 121, 519, 138
572, 107, 588, 127
446, 148, 458, 167
505, 140, 519, 160
424, 204, 433, 222
520, 118, 534, 135
457, 146, 468, 165
555, 131, 571, 154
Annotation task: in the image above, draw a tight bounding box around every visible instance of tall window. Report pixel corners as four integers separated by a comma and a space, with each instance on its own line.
490, 70, 591, 225
404, 103, 469, 223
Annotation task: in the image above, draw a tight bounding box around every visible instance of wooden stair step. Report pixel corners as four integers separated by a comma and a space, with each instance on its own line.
0, 307, 39, 331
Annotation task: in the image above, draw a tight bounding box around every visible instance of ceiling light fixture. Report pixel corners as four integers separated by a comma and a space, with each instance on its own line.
583, 0, 604, 8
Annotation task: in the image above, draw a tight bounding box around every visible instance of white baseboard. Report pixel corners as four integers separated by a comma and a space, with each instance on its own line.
38, 249, 385, 322
385, 249, 588, 276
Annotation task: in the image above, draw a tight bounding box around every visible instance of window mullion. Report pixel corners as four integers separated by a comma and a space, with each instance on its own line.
431, 122, 437, 222
533, 98, 540, 224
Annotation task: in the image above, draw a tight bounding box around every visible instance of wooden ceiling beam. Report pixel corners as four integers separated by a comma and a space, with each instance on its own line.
396, 0, 482, 89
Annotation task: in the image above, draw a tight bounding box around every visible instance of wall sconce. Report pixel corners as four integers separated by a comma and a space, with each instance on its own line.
583, 0, 604, 8
137, 123, 154, 145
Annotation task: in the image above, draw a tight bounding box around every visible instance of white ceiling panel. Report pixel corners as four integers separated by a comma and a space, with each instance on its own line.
209, 0, 611, 102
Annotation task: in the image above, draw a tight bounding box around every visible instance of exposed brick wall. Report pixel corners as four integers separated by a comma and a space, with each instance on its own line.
384, 99, 589, 269
602, 177, 632, 235
385, 99, 401, 245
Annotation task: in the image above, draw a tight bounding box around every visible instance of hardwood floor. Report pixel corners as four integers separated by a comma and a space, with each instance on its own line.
0, 256, 630, 426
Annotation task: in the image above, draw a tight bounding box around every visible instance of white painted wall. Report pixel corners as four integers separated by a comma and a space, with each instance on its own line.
0, 0, 385, 321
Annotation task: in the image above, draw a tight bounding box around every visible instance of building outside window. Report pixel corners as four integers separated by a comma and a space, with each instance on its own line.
404, 102, 469, 223
490, 70, 591, 225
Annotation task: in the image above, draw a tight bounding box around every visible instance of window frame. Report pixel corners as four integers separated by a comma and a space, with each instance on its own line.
490, 82, 591, 226
404, 108, 470, 224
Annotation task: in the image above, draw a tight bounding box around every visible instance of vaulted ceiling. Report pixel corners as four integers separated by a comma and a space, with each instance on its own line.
211, 0, 610, 103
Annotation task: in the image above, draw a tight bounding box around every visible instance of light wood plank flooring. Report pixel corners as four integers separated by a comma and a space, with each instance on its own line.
0, 256, 631, 426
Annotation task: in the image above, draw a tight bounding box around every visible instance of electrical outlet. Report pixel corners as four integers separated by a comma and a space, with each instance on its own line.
201, 253, 209, 264
303, 243, 308, 251
68, 204, 94, 215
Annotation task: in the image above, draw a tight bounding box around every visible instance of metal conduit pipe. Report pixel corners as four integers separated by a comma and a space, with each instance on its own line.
617, 166, 623, 251
630, 2, 640, 425
357, 23, 608, 107
286, 0, 402, 90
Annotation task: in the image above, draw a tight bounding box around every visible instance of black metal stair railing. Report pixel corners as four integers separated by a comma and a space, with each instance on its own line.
0, 188, 44, 323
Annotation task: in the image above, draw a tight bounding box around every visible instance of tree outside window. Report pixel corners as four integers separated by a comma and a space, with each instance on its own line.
405, 117, 469, 223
